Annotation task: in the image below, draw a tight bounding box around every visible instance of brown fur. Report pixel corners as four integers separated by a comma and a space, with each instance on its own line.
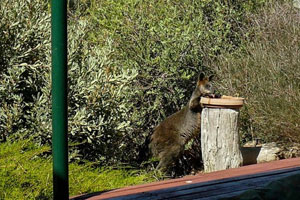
149, 73, 214, 171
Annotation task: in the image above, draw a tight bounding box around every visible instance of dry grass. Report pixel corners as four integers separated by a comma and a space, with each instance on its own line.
213, 2, 300, 144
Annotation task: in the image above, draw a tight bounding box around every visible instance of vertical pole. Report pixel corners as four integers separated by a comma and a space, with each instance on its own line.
51, 0, 69, 199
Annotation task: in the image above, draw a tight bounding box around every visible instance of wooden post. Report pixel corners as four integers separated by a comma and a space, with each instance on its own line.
201, 107, 243, 173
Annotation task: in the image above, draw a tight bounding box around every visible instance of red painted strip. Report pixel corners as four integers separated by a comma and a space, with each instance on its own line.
72, 158, 300, 200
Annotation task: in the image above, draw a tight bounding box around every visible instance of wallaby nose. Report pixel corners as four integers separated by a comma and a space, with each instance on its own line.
205, 86, 215, 98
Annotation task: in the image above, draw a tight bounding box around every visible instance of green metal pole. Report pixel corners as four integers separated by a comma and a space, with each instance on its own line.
51, 0, 69, 199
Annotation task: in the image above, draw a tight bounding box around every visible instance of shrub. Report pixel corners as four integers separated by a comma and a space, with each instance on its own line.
0, 0, 51, 142
1, 0, 277, 171
213, 1, 300, 144
84, 0, 270, 167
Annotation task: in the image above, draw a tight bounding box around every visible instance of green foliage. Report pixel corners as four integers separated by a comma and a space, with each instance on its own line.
80, 0, 270, 165
2, 0, 295, 173
67, 26, 140, 162
0, 140, 52, 199
0, 0, 51, 142
213, 1, 300, 144
0, 140, 156, 199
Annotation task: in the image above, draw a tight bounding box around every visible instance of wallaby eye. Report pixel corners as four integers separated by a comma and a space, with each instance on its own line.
206, 84, 212, 90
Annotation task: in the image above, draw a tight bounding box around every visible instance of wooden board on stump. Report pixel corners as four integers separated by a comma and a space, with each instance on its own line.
200, 96, 244, 173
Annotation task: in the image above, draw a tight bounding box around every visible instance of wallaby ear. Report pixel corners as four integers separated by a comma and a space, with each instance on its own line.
198, 72, 205, 81
208, 75, 214, 82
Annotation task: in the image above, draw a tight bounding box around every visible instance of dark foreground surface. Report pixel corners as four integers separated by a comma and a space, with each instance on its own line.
71, 158, 300, 200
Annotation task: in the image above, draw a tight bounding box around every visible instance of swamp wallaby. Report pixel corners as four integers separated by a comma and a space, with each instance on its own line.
149, 73, 215, 171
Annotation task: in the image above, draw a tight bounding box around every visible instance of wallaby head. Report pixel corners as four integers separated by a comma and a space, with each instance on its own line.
195, 72, 215, 98
188, 72, 215, 111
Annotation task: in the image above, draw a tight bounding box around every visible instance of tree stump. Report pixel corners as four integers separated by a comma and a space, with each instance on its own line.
201, 108, 243, 172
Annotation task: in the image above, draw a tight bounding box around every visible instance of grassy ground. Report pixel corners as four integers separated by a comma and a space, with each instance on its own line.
0, 140, 157, 200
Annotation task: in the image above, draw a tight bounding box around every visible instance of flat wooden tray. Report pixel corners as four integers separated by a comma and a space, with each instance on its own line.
200, 95, 244, 108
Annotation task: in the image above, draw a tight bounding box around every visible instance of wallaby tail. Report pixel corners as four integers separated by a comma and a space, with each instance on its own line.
137, 134, 152, 162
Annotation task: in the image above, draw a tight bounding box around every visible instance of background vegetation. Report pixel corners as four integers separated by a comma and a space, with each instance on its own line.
0, 140, 156, 199
1, 0, 299, 198
0, 0, 299, 183
213, 2, 300, 144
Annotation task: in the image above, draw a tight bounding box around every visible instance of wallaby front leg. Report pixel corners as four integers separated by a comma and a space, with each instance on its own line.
189, 97, 201, 110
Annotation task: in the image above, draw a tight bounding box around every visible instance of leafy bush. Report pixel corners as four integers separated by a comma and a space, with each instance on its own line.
67, 24, 139, 162
1, 0, 280, 172
84, 0, 270, 167
213, 1, 300, 144
0, 0, 51, 142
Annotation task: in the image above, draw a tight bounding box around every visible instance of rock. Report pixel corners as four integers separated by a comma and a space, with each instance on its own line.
243, 139, 262, 147
256, 142, 282, 163
294, 0, 300, 9
243, 141, 257, 147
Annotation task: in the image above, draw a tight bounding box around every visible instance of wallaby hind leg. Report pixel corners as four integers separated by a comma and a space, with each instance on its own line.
156, 145, 182, 171
156, 156, 173, 171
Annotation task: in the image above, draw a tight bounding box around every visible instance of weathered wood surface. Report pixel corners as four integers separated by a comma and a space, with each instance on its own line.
201, 108, 243, 172
71, 158, 300, 200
